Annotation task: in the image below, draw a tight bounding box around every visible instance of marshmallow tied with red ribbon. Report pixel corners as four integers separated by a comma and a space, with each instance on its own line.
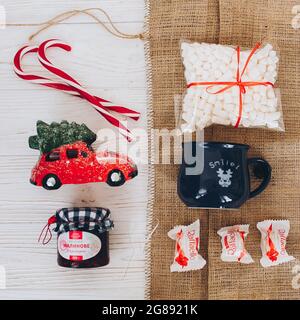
14, 39, 140, 141
180, 41, 284, 133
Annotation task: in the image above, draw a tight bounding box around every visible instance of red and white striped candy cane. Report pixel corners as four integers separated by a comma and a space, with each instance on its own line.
14, 45, 77, 95
38, 40, 140, 120
14, 39, 140, 141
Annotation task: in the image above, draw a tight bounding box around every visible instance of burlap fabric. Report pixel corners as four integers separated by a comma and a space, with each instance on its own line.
145, 0, 300, 300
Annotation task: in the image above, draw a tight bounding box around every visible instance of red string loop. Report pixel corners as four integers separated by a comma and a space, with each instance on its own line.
38, 215, 57, 245
187, 43, 274, 128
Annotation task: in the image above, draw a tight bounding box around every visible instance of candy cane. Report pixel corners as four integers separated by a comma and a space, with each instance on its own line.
14, 40, 140, 141
38, 40, 140, 119
14, 45, 78, 95
37, 40, 134, 140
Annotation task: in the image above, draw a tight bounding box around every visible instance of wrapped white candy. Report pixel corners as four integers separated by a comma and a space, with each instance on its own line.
168, 220, 206, 272
257, 220, 295, 268
180, 41, 284, 132
217, 224, 254, 264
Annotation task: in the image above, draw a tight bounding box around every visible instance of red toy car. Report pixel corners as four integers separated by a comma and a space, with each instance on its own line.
30, 141, 138, 190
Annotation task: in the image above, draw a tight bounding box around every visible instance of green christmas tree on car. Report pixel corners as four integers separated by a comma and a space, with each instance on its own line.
29, 120, 138, 190
29, 120, 97, 153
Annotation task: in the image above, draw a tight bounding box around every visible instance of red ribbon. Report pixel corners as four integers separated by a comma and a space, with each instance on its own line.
175, 229, 189, 267
266, 224, 279, 262
38, 215, 57, 245
187, 43, 274, 128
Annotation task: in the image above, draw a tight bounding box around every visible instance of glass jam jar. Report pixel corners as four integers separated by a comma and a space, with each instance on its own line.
40, 207, 113, 268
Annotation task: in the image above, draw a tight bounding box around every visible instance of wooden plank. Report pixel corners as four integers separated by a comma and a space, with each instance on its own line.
1, 0, 144, 24
0, 24, 145, 81
0, 288, 145, 300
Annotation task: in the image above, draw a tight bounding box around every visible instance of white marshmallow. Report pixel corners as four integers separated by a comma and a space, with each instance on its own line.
215, 92, 224, 101
242, 74, 251, 82
253, 103, 262, 111
202, 62, 211, 71
260, 95, 268, 104
256, 47, 269, 59
259, 87, 267, 99
269, 50, 277, 58
182, 111, 194, 122
267, 88, 276, 99
257, 63, 267, 74
249, 69, 261, 79
260, 105, 270, 113
225, 103, 235, 113
252, 118, 266, 126
214, 69, 222, 79
207, 94, 217, 104
267, 65, 276, 72
212, 115, 231, 125
213, 103, 223, 115
181, 123, 195, 133
241, 118, 251, 127
244, 94, 252, 104
204, 103, 213, 114
224, 94, 233, 104
249, 110, 257, 121
243, 104, 252, 113
253, 93, 261, 102
229, 114, 239, 126
267, 121, 279, 129
256, 111, 265, 121
265, 111, 281, 122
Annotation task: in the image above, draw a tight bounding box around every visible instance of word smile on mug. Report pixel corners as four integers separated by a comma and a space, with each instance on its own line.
208, 159, 240, 170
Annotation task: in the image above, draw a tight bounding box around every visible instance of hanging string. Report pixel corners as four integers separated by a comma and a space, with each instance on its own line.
38, 215, 57, 245
28, 7, 147, 41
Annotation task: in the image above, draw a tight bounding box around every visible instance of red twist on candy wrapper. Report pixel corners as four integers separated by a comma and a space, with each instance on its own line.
217, 224, 254, 264
257, 220, 295, 268
168, 220, 206, 272
187, 42, 274, 128
14, 39, 140, 141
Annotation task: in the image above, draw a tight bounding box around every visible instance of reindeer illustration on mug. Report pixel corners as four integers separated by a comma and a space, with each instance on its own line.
216, 168, 233, 188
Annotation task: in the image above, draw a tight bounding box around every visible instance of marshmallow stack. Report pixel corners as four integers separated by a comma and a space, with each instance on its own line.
180, 42, 283, 132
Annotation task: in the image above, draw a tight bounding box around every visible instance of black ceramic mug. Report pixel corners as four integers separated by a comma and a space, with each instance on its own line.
178, 142, 272, 209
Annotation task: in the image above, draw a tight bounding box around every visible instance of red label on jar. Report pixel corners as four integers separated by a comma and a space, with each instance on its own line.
70, 255, 83, 261
69, 231, 83, 240
58, 231, 101, 261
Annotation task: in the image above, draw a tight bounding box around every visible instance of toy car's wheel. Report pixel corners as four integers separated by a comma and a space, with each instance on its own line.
42, 174, 62, 190
106, 169, 125, 187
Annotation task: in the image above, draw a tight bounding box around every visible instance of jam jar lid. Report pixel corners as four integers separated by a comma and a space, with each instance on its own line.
54, 207, 114, 235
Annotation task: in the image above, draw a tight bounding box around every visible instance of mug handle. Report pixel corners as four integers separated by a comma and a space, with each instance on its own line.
248, 157, 272, 199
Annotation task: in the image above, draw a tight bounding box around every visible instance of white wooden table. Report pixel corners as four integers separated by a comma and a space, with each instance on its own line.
0, 0, 147, 300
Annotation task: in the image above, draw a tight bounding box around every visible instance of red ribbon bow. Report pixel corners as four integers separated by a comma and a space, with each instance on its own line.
187, 43, 274, 128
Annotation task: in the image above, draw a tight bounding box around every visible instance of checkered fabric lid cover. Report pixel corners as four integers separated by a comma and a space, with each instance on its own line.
54, 207, 113, 235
